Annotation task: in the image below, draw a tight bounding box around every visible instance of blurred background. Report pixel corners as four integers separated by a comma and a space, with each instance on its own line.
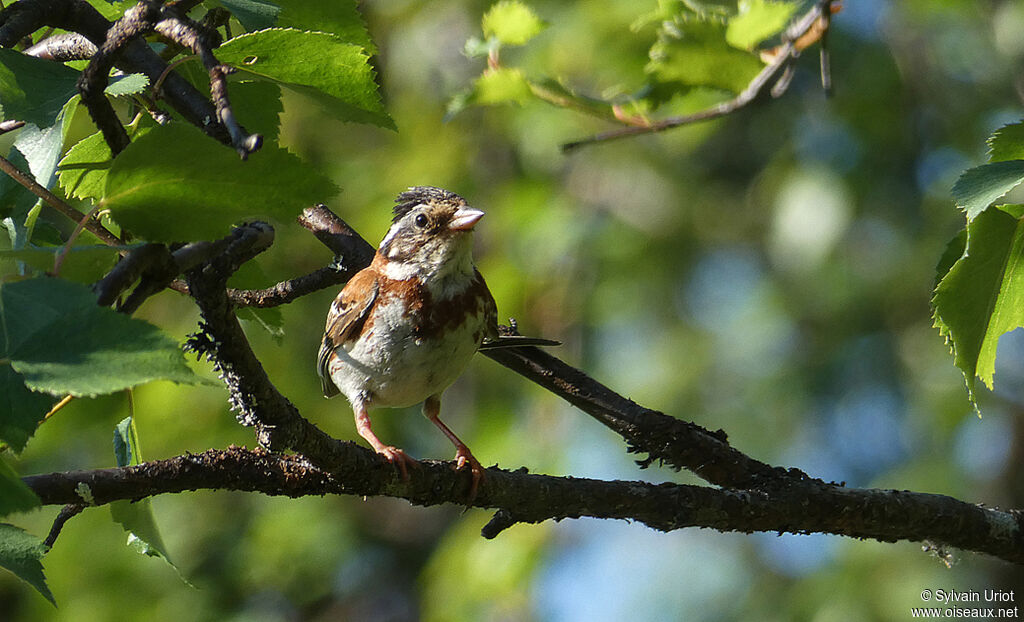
5, 0, 1024, 619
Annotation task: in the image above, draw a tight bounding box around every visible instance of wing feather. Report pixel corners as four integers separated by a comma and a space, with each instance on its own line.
317, 271, 379, 397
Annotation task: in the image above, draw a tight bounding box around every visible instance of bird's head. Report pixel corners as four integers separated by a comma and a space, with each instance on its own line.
378, 186, 484, 281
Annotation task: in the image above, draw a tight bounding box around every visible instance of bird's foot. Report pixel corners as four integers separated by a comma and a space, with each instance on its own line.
454, 446, 484, 505
375, 445, 417, 481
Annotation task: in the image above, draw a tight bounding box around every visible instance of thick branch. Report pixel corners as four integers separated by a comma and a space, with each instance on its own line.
21, 446, 1024, 564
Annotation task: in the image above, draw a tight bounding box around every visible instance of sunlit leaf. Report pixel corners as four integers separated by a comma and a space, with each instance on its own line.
987, 121, 1024, 163
482, 1, 547, 46
58, 121, 150, 202
951, 160, 1024, 222
726, 0, 799, 50
218, 28, 393, 129
933, 208, 1024, 407
647, 15, 765, 93
102, 122, 338, 242
105, 73, 149, 98
473, 68, 532, 105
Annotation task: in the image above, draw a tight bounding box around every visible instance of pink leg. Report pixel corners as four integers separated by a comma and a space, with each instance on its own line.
354, 404, 416, 480
423, 394, 483, 502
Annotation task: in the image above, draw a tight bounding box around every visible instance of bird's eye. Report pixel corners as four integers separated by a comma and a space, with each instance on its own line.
415, 214, 428, 228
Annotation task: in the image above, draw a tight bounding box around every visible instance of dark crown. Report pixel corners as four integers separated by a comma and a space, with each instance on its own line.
393, 186, 466, 222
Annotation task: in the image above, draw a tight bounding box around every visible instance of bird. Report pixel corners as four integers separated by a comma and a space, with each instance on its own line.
317, 186, 557, 500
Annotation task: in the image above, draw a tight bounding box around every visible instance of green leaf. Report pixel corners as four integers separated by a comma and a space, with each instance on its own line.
109, 417, 186, 577
0, 457, 40, 515
221, 0, 281, 31
84, 0, 133, 21
471, 68, 533, 106
218, 28, 393, 129
228, 80, 283, 142
0, 49, 79, 128
987, 121, 1024, 163
59, 117, 153, 203
933, 208, 1024, 407
726, 0, 799, 50
13, 97, 79, 199
1, 277, 200, 397
934, 229, 966, 287
105, 73, 149, 97
951, 160, 1024, 222
647, 15, 765, 94
57, 130, 114, 201
102, 122, 338, 242
482, 1, 547, 46
0, 244, 122, 283
0, 523, 54, 605
464, 36, 500, 59
112, 416, 137, 466
276, 0, 375, 53
0, 366, 55, 453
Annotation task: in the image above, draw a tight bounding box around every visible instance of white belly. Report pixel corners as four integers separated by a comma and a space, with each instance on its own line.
328, 296, 485, 409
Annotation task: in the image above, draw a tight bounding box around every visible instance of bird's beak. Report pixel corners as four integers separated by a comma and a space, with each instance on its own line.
449, 207, 485, 231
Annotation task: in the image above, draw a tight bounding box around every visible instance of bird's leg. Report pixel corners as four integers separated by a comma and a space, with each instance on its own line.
423, 394, 483, 502
353, 404, 416, 480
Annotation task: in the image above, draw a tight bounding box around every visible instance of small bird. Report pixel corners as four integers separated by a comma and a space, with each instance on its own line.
317, 186, 556, 498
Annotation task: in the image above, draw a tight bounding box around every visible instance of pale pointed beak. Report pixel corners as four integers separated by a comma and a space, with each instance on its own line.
449, 207, 485, 231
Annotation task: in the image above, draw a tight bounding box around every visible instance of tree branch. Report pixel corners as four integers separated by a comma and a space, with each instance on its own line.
0, 0, 252, 152
45, 204, 1024, 566
0, 152, 124, 246
21, 446, 1024, 564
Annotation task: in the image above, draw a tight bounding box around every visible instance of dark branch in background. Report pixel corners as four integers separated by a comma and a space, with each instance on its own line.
561, 0, 837, 152
0, 0, 259, 155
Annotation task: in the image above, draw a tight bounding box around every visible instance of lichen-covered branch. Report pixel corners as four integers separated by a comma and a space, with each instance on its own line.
21, 446, 1024, 564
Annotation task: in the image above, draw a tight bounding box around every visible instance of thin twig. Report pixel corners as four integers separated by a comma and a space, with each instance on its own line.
153, 10, 261, 157
0, 119, 25, 134
43, 503, 85, 549
0, 153, 124, 247
53, 203, 102, 275
561, 0, 836, 152
43, 395, 74, 422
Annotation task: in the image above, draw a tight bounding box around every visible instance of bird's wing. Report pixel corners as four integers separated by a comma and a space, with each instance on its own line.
317, 271, 380, 398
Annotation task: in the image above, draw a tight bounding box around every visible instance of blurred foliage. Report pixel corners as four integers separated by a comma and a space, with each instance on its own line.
1, 0, 1024, 619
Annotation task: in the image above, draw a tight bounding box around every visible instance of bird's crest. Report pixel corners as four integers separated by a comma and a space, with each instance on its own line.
393, 186, 466, 222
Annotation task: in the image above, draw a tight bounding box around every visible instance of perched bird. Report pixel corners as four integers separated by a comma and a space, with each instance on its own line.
317, 186, 556, 498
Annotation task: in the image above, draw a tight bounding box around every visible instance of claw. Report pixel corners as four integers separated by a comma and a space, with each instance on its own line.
376, 445, 417, 481
454, 446, 484, 506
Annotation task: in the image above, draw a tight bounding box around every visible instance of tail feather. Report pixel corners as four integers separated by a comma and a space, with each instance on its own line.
478, 336, 561, 350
